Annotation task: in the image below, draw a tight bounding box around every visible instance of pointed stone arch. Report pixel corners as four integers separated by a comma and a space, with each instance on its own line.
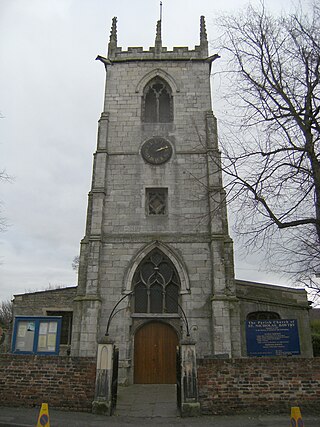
135, 69, 180, 94
123, 241, 190, 295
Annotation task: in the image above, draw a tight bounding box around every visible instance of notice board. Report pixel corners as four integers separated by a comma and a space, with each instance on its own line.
246, 319, 300, 357
12, 316, 62, 355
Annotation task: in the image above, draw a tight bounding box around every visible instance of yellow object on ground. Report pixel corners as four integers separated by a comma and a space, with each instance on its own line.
36, 403, 50, 427
290, 406, 304, 427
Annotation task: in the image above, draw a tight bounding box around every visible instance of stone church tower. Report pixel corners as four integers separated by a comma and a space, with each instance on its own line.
71, 16, 241, 383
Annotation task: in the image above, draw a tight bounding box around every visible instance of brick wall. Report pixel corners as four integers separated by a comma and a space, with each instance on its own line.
197, 358, 320, 415
0, 354, 96, 411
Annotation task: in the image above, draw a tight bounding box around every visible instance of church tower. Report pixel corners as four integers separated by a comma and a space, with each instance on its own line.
71, 16, 241, 384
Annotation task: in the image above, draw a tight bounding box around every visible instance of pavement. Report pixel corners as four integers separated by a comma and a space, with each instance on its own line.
1, 384, 320, 427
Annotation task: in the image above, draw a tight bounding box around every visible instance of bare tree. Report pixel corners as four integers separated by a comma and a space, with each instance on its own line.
0, 170, 10, 232
0, 299, 13, 329
213, 2, 320, 290
72, 255, 80, 272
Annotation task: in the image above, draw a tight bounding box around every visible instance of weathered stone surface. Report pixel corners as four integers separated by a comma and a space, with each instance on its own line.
72, 17, 241, 381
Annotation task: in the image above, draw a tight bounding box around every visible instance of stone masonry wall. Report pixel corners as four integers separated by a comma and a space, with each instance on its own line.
102, 61, 213, 237
236, 281, 313, 357
74, 24, 240, 363
0, 354, 96, 411
197, 358, 320, 415
13, 287, 77, 316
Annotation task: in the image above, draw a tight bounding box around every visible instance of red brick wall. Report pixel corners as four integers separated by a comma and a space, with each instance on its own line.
0, 354, 96, 411
3, 354, 319, 414
197, 358, 320, 415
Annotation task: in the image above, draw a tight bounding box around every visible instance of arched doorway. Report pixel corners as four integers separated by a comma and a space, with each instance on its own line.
134, 321, 178, 384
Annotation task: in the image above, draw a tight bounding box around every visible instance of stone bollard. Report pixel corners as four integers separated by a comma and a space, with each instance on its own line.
179, 339, 201, 417
92, 337, 116, 416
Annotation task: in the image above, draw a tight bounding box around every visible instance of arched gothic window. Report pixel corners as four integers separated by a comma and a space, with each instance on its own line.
133, 249, 180, 313
247, 311, 281, 321
142, 78, 173, 123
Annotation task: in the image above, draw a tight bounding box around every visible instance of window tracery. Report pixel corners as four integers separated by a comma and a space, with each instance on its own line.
146, 188, 168, 215
142, 77, 173, 123
247, 311, 281, 320
133, 249, 180, 313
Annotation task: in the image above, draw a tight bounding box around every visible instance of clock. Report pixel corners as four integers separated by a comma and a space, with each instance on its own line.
141, 137, 173, 165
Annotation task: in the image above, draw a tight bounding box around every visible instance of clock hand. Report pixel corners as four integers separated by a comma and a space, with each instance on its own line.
156, 146, 168, 152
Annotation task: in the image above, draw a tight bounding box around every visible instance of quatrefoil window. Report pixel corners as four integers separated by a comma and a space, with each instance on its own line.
146, 188, 168, 216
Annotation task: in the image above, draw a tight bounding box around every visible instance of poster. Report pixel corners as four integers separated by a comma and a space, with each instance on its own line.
48, 322, 57, 333
38, 335, 47, 348
47, 334, 56, 347
16, 340, 25, 349
18, 324, 27, 338
27, 322, 35, 332
39, 323, 48, 335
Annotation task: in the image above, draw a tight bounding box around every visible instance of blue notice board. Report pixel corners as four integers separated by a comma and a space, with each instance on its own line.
12, 316, 62, 355
246, 319, 300, 357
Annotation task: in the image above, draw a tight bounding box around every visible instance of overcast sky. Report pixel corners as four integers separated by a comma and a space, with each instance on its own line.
0, 0, 298, 302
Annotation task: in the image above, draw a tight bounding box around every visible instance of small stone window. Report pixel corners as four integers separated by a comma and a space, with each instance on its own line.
133, 249, 180, 314
142, 77, 173, 123
146, 188, 168, 216
247, 311, 281, 321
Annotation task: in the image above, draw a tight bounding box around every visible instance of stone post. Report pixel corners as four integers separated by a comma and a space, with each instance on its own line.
179, 340, 201, 417
92, 337, 116, 416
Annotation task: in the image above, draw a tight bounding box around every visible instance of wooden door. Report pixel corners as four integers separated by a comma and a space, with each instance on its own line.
134, 322, 178, 384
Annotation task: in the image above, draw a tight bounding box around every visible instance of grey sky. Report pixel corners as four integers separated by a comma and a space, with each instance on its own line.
0, 0, 294, 301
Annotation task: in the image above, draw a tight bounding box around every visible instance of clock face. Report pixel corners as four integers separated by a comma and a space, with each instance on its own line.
141, 137, 173, 165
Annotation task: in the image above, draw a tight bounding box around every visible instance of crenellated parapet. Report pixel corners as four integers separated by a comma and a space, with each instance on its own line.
106, 15, 209, 62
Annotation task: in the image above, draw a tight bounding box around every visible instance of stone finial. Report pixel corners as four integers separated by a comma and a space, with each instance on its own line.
108, 17, 117, 58
200, 15, 208, 55
110, 17, 117, 43
155, 19, 162, 53
200, 16, 207, 43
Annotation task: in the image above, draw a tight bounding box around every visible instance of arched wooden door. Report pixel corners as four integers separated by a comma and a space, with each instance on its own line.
134, 321, 178, 384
